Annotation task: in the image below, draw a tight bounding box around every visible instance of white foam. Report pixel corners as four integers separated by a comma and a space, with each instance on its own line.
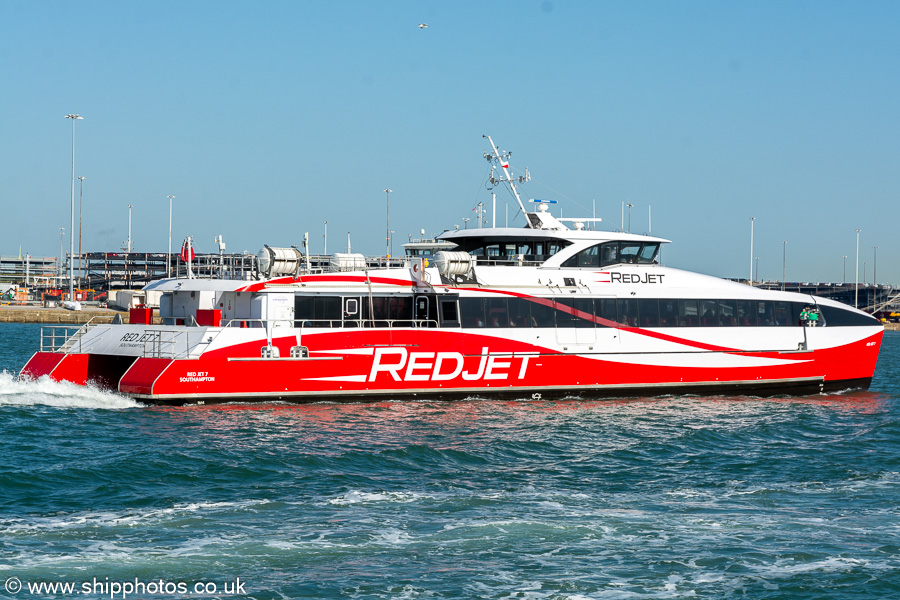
0, 371, 140, 409
326, 490, 427, 505
1, 499, 269, 534
752, 556, 882, 577
373, 528, 413, 545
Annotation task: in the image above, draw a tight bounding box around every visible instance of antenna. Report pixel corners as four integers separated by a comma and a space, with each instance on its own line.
483, 135, 532, 228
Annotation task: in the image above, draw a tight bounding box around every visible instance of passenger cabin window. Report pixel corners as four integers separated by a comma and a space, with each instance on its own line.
562, 241, 661, 268
297, 294, 873, 330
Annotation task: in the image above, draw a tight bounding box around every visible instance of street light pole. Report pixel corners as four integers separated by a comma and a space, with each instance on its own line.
755, 256, 759, 284
842, 255, 847, 283
167, 195, 175, 278
323, 220, 328, 255
65, 114, 83, 300
782, 241, 787, 291
127, 204, 133, 252
873, 246, 878, 309
855, 228, 860, 308
384, 189, 392, 259
77, 175, 85, 289
749, 217, 755, 285
58, 227, 65, 284
626, 202, 634, 233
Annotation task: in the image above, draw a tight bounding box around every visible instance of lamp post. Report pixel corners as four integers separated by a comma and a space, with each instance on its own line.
127, 204, 133, 252
842, 255, 847, 283
626, 202, 634, 233
873, 246, 878, 309
389, 230, 395, 263
855, 228, 860, 308
77, 175, 85, 289
58, 227, 65, 283
323, 220, 328, 255
65, 114, 83, 300
749, 217, 755, 285
754, 256, 759, 284
384, 189, 392, 259
781, 241, 787, 291
167, 195, 175, 278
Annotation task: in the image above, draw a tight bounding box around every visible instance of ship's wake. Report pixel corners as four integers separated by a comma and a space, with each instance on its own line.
0, 371, 141, 409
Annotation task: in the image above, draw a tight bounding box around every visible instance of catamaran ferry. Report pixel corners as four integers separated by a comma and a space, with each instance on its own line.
21, 138, 883, 404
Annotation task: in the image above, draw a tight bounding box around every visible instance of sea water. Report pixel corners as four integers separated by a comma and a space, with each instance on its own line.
1, 323, 898, 599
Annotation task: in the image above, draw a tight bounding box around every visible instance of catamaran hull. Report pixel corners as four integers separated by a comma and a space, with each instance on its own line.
20, 326, 883, 405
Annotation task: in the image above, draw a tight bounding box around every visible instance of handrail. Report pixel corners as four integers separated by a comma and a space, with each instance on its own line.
140, 329, 196, 359
40, 317, 101, 353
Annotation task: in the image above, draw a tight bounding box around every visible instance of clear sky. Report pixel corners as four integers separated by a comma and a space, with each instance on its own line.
1, 1, 897, 284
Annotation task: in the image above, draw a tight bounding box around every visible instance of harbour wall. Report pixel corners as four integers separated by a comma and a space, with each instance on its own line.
0, 306, 160, 325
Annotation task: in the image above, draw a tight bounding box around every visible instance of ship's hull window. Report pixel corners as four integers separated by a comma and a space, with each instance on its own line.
718, 299, 737, 326
660, 299, 678, 326
460, 298, 486, 328
555, 299, 578, 328
486, 298, 510, 328
756, 301, 776, 326
638, 299, 660, 327
818, 304, 878, 326
597, 298, 618, 325
508, 297, 532, 327
679, 299, 699, 327
617, 299, 639, 327
736, 300, 758, 326
530, 299, 556, 328
699, 300, 718, 327
439, 298, 460, 327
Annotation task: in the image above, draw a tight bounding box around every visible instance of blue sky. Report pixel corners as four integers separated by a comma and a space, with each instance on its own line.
1, 1, 897, 284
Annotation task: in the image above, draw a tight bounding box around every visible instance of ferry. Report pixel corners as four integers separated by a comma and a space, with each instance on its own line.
20, 137, 883, 404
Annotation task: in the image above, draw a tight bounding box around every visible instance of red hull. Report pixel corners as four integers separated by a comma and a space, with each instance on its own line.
20, 329, 882, 405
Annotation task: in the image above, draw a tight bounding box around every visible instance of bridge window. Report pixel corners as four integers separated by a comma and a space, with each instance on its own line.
563, 241, 661, 268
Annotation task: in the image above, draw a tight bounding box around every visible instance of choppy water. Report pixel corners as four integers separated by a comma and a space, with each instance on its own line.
1, 323, 898, 599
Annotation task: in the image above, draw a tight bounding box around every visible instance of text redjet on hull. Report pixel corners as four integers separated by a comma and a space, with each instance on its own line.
20, 138, 883, 404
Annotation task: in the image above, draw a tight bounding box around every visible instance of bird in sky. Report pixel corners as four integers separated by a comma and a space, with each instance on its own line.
418, 23, 429, 29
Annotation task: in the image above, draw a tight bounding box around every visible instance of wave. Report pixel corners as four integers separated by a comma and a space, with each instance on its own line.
0, 371, 141, 410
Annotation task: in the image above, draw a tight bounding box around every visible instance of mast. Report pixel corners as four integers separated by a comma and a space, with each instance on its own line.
483, 135, 532, 228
